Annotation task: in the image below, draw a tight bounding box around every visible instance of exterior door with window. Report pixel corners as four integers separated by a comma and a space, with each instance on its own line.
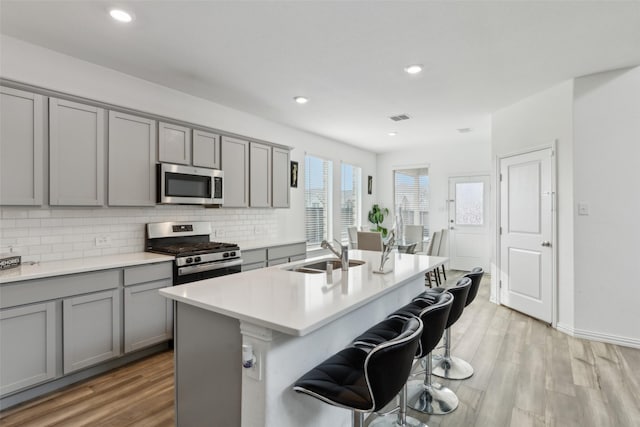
499, 148, 554, 323
448, 175, 490, 271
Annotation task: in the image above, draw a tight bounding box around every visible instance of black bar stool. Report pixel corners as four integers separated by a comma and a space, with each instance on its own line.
404, 280, 469, 415
293, 317, 423, 427
425, 268, 484, 380
354, 291, 454, 423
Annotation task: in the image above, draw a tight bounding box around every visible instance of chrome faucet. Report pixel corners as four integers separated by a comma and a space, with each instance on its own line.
321, 239, 349, 271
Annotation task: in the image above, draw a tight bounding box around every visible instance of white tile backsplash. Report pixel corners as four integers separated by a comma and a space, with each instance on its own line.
0, 206, 279, 263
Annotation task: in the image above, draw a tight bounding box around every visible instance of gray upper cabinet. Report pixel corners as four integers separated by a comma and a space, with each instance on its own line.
0, 301, 57, 396
272, 147, 290, 208
158, 121, 191, 165
249, 142, 272, 207
192, 129, 220, 169
108, 111, 157, 206
221, 136, 249, 207
0, 87, 45, 206
62, 288, 121, 374
49, 98, 105, 206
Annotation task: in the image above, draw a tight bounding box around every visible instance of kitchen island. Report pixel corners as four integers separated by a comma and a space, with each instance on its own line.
159, 250, 447, 427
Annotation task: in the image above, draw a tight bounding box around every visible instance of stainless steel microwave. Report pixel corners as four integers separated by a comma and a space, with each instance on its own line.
157, 163, 223, 205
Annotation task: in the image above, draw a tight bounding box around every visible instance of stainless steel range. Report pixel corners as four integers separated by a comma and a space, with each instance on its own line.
145, 221, 242, 285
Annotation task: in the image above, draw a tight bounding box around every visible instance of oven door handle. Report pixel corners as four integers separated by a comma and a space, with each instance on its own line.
177, 258, 243, 276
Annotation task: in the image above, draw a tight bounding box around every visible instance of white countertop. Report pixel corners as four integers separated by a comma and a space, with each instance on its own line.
0, 252, 174, 283
160, 250, 447, 336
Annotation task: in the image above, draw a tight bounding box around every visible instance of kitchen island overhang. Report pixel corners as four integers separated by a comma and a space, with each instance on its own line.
160, 250, 447, 427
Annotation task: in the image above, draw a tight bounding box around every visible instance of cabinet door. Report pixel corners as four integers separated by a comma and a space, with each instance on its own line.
63, 289, 120, 374
49, 98, 105, 206
108, 111, 156, 206
272, 147, 290, 208
221, 136, 249, 207
158, 122, 191, 165
0, 302, 57, 396
124, 279, 173, 353
249, 142, 272, 207
193, 129, 220, 169
0, 87, 44, 206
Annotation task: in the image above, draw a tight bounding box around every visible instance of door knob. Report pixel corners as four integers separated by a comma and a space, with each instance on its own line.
541, 241, 551, 247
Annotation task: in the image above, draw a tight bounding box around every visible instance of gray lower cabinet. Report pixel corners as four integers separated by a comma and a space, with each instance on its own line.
249, 142, 272, 207
242, 242, 306, 270
62, 289, 121, 374
272, 147, 290, 208
221, 136, 249, 207
108, 111, 156, 206
123, 262, 173, 353
192, 129, 220, 169
49, 97, 105, 206
0, 301, 57, 396
0, 86, 45, 206
158, 121, 191, 165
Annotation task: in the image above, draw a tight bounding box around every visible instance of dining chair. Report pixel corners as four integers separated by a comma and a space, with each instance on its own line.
425, 231, 442, 287
437, 229, 448, 281
404, 225, 425, 252
348, 226, 359, 249
357, 231, 384, 251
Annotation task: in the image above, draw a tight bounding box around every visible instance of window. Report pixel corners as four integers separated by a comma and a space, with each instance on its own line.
340, 163, 361, 242
305, 155, 332, 247
394, 168, 430, 239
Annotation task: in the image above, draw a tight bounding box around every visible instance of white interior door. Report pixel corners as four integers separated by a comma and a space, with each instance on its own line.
447, 175, 490, 271
499, 147, 554, 323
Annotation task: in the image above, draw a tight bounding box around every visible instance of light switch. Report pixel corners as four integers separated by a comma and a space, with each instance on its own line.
578, 203, 589, 216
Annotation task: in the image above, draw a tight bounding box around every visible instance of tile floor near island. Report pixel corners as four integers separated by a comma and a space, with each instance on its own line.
1, 272, 639, 427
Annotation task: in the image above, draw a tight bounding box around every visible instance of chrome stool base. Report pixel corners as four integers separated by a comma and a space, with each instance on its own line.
368, 415, 427, 427
406, 379, 459, 415
431, 354, 474, 380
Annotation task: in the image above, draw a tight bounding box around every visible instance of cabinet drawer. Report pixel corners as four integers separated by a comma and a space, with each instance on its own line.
0, 269, 121, 309
267, 242, 306, 260
241, 249, 267, 264
124, 262, 173, 286
242, 262, 266, 272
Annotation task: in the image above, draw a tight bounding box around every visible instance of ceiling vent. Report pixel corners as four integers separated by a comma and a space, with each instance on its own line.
457, 127, 472, 133
389, 114, 410, 122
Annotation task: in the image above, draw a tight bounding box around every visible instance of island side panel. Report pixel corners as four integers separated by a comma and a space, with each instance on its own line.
241, 275, 425, 427
175, 302, 242, 427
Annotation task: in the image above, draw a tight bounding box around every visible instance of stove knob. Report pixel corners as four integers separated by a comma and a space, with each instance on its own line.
194, 256, 201, 262
230, 251, 236, 257
186, 257, 193, 264
223, 252, 230, 258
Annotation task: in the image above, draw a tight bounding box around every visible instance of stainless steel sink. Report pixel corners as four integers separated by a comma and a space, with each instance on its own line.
285, 258, 366, 273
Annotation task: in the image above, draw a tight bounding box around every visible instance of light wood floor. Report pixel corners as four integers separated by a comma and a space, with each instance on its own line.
2, 272, 639, 427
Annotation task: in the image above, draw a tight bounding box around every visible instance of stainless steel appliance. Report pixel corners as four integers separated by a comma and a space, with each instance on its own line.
146, 221, 241, 285
157, 163, 223, 205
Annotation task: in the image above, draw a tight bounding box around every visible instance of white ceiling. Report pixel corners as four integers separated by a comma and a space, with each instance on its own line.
1, 1, 639, 153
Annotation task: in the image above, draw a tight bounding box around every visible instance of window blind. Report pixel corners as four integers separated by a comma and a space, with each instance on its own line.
340, 163, 361, 242
305, 155, 332, 247
394, 168, 430, 238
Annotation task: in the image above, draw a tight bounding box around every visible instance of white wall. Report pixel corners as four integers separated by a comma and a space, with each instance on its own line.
376, 137, 491, 250
0, 35, 377, 260
573, 67, 640, 345
492, 81, 575, 326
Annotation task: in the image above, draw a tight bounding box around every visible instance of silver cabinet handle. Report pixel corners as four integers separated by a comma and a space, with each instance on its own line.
541, 241, 551, 247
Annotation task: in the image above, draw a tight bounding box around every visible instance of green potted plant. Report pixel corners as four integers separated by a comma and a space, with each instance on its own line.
368, 204, 390, 237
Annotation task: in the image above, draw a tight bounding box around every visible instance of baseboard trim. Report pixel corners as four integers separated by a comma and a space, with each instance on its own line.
556, 323, 640, 349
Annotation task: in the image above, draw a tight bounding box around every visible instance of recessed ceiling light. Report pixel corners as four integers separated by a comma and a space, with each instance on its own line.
109, 9, 133, 23
293, 96, 308, 104
404, 64, 423, 75
388, 132, 397, 136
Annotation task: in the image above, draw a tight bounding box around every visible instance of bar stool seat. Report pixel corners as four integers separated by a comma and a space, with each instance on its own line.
294, 317, 423, 427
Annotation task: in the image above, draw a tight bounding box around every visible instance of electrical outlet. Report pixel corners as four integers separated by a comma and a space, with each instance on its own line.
578, 203, 590, 216
95, 236, 110, 247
